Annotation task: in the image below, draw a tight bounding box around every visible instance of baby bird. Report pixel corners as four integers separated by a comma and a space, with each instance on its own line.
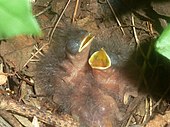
35, 26, 138, 127
89, 48, 139, 101
35, 27, 94, 106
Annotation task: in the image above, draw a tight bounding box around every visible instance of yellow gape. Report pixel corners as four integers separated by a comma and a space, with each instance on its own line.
78, 33, 94, 52
89, 48, 111, 70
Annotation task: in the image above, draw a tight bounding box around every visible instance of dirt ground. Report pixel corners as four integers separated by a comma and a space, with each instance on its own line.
0, 0, 170, 127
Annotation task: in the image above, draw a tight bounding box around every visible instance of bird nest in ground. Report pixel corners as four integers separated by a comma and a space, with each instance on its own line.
0, 0, 170, 127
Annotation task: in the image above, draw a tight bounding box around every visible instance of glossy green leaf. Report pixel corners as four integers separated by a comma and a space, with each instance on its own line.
0, 0, 41, 39
155, 24, 170, 60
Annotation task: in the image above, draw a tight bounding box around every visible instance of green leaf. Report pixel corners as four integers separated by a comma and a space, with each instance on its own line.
0, 0, 41, 39
155, 24, 170, 60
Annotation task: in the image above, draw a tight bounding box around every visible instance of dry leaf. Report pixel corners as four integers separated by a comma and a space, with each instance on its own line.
32, 116, 40, 127
0, 63, 7, 85
0, 116, 12, 127
13, 114, 34, 127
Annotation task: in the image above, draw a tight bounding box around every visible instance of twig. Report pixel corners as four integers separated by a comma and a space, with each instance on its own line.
35, 5, 51, 17
106, 0, 125, 35
0, 95, 79, 127
48, 0, 71, 42
149, 97, 153, 116
121, 95, 145, 127
72, 0, 80, 23
0, 72, 15, 76
125, 115, 133, 127
139, 39, 154, 92
152, 85, 170, 110
142, 98, 149, 124
22, 43, 49, 68
131, 13, 140, 46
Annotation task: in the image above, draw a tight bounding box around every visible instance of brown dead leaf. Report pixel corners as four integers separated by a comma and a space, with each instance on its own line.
0, 74, 7, 86
32, 116, 40, 127
0, 63, 7, 85
13, 114, 34, 127
0, 36, 35, 71
0, 116, 12, 127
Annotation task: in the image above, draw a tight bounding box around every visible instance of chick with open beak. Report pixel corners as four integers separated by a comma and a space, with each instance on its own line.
35, 27, 94, 103
89, 48, 124, 99
36, 27, 138, 127
61, 32, 94, 85
89, 48, 138, 105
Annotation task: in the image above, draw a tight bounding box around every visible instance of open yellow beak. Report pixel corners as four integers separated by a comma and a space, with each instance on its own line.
88, 48, 111, 70
78, 33, 95, 53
